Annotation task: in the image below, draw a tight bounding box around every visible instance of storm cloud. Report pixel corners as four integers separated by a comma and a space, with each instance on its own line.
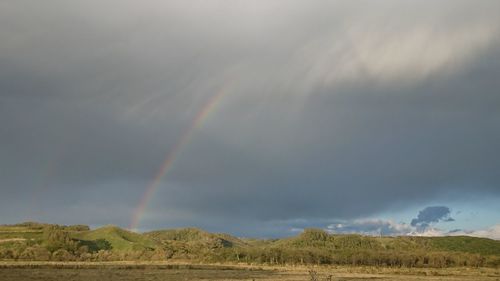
411, 206, 454, 231
1, 0, 499, 236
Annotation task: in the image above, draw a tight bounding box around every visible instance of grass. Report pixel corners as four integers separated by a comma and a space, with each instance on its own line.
271, 229, 500, 256
71, 226, 159, 252
427, 236, 500, 255
0, 226, 43, 241
0, 262, 498, 281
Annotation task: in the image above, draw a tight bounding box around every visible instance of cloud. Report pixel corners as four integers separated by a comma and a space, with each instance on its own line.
446, 225, 500, 240
317, 220, 500, 241
407, 225, 500, 241
318, 206, 499, 240
326, 219, 413, 236
295, 23, 495, 89
410, 206, 455, 231
281, 206, 498, 240
0, 1, 499, 236
409, 227, 447, 237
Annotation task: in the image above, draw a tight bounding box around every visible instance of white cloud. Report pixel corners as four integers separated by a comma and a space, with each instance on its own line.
324, 219, 500, 241
326, 219, 413, 236
446, 225, 500, 240
295, 24, 496, 88
409, 227, 446, 237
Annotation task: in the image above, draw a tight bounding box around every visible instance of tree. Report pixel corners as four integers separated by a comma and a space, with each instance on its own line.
43, 226, 78, 253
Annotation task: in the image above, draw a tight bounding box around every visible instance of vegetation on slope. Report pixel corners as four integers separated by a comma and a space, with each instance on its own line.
0, 223, 499, 267
72, 225, 158, 252
146, 228, 247, 247
144, 228, 247, 260
426, 236, 500, 255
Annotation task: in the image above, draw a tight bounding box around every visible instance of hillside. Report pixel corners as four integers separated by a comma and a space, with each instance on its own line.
425, 236, 500, 255
143, 228, 248, 260
145, 227, 247, 248
0, 225, 44, 241
271, 229, 500, 256
1, 223, 499, 267
71, 226, 158, 252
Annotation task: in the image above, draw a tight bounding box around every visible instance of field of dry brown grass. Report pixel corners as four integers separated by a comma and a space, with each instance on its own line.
0, 261, 499, 281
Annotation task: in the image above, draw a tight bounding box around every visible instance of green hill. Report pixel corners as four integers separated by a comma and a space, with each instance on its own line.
273, 229, 384, 250
426, 236, 500, 255
1, 223, 499, 267
270, 229, 500, 256
71, 225, 158, 252
144, 228, 248, 260
145, 227, 247, 248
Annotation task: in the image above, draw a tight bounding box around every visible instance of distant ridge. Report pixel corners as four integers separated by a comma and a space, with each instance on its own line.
0, 222, 499, 267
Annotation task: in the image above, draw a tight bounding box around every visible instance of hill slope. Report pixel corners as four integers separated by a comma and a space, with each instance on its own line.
1, 223, 499, 267
271, 229, 500, 256
71, 226, 158, 252
145, 227, 247, 248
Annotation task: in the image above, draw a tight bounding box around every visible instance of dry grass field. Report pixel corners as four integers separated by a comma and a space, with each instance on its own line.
0, 262, 499, 281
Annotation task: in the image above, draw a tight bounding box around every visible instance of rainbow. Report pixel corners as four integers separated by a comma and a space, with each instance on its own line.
129, 85, 230, 230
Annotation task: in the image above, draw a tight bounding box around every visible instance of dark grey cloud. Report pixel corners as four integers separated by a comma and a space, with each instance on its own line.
1, 0, 500, 236
411, 206, 454, 231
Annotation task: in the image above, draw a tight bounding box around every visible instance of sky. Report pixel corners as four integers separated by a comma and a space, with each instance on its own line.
0, 0, 499, 238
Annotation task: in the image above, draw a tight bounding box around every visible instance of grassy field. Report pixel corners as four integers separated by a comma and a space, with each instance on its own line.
0, 262, 499, 281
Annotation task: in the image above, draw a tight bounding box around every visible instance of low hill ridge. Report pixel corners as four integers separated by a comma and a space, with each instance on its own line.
1, 223, 499, 266
71, 225, 158, 252
145, 227, 247, 248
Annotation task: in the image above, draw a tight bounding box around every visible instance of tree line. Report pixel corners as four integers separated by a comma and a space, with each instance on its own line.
0, 225, 499, 267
